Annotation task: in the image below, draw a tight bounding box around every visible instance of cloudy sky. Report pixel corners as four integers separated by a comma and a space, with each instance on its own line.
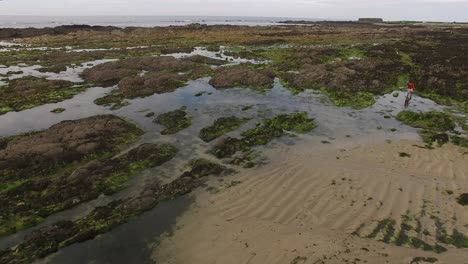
0, 0, 467, 22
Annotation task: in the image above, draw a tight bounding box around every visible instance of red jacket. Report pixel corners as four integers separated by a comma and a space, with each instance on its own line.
408, 82, 415, 89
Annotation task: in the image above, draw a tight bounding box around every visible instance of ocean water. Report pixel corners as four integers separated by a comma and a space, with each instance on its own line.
0, 15, 318, 28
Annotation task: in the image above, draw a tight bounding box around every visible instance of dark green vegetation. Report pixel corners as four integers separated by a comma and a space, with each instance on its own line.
433, 216, 468, 248
0, 115, 145, 235
457, 193, 468, 206
451, 136, 468, 148
0, 77, 84, 115
85, 56, 223, 109
396, 111, 456, 131
396, 111, 463, 146
410, 257, 438, 264
211, 112, 316, 159
0, 159, 233, 264
190, 159, 236, 178
271, 44, 410, 108
199, 116, 250, 142
154, 106, 192, 135
399, 152, 411, 157
50, 108, 65, 113
209, 64, 276, 92
0, 143, 176, 236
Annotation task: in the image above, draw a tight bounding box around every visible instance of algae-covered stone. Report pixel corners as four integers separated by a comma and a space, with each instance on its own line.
0, 77, 83, 115
451, 136, 468, 148
0, 115, 143, 197
396, 111, 456, 131
209, 64, 275, 91
393, 92, 399, 97
199, 116, 250, 142
211, 112, 316, 158
190, 159, 235, 178
154, 106, 192, 135
50, 108, 65, 113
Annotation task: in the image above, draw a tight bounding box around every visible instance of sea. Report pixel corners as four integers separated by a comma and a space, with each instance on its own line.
0, 16, 320, 28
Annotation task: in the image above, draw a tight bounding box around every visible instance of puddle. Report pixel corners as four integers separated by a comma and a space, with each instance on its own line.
163, 46, 270, 65
0, 59, 116, 83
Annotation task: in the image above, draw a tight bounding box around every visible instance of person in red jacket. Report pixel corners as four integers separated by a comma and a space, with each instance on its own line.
407, 80, 415, 99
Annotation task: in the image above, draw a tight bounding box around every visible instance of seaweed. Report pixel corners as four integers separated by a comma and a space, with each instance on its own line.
0, 77, 84, 115
154, 106, 192, 135
457, 193, 468, 206
211, 112, 316, 159
199, 116, 250, 142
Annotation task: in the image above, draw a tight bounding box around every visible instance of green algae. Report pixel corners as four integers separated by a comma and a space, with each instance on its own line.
0, 77, 85, 115
396, 111, 455, 131
451, 136, 468, 148
321, 89, 376, 109
199, 116, 250, 142
396, 110, 462, 146
211, 112, 316, 159
410, 257, 438, 264
189, 159, 236, 178
50, 108, 65, 113
154, 106, 192, 135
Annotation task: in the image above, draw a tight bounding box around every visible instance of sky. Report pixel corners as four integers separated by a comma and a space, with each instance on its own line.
0, 0, 467, 22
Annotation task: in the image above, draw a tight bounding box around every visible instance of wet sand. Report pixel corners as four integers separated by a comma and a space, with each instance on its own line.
153, 136, 468, 264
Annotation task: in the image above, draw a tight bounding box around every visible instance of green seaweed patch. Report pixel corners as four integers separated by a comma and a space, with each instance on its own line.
50, 108, 65, 113
189, 159, 235, 178
410, 257, 438, 264
38, 64, 68, 73
94, 90, 126, 109
397, 111, 456, 145
230, 151, 258, 168
0, 77, 85, 115
199, 116, 250, 142
103, 143, 178, 193
451, 136, 468, 148
457, 193, 468, 206
321, 89, 376, 110
241, 105, 253, 111
419, 131, 449, 147
211, 112, 316, 158
154, 106, 192, 135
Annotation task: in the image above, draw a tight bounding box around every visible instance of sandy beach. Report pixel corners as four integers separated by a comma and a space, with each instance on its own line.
154, 136, 468, 264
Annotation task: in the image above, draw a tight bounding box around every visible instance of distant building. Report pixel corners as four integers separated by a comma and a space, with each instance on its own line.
358, 18, 384, 23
